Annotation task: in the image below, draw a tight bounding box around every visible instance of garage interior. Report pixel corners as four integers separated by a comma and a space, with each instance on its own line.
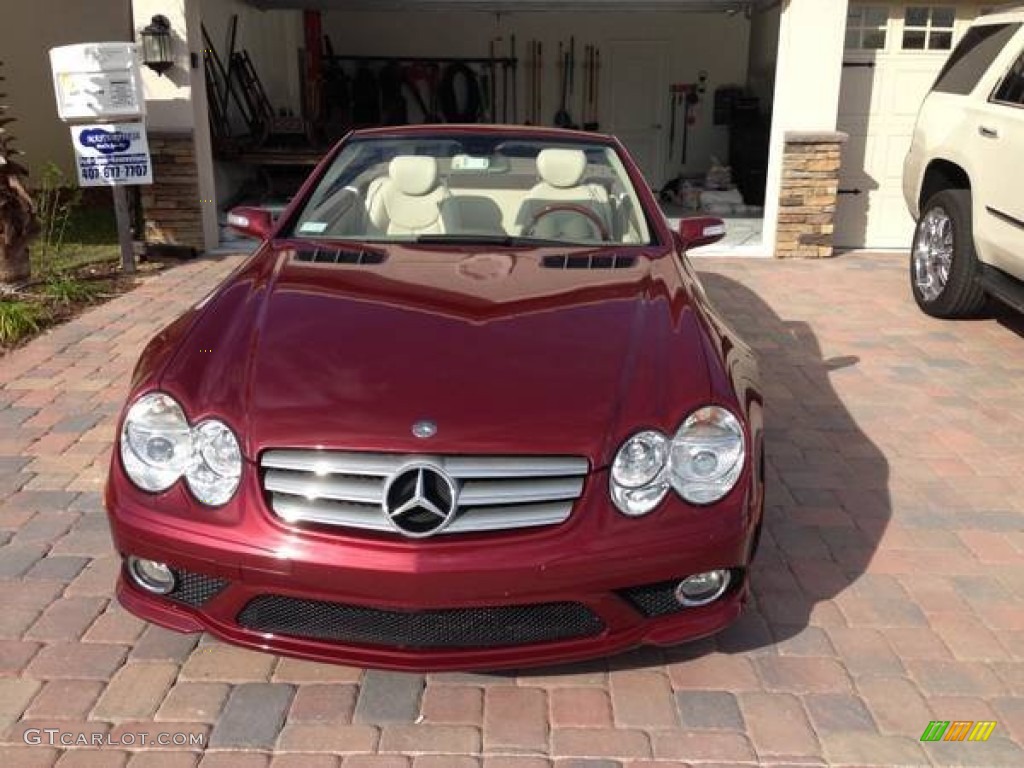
200, 0, 782, 251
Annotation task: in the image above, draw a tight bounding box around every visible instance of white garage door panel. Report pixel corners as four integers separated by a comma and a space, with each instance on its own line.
882, 66, 943, 115
838, 118, 871, 186
837, 4, 975, 250
839, 68, 882, 119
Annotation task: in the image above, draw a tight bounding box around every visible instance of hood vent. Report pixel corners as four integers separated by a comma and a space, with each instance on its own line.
294, 248, 386, 266
542, 254, 637, 270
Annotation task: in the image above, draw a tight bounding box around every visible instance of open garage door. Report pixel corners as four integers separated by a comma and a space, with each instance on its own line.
837, 3, 982, 250
204, 0, 780, 250
245, 1, 752, 10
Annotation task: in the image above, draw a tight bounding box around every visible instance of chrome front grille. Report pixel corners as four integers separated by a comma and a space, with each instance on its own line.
261, 450, 589, 536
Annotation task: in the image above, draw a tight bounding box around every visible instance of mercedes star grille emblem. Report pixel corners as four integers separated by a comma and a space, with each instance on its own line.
382, 463, 458, 538
412, 420, 438, 439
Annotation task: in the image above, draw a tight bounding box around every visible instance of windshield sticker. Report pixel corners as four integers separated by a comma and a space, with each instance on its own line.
451, 155, 491, 171
299, 221, 328, 234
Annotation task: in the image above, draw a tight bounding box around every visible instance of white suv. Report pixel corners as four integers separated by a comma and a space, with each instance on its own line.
904, 8, 1024, 318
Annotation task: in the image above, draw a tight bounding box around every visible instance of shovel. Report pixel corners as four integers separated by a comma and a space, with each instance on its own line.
554, 42, 572, 128
537, 42, 543, 124
583, 45, 600, 131
510, 35, 518, 123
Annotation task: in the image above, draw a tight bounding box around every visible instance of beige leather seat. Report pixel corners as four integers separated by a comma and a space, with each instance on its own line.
514, 149, 611, 240
366, 156, 458, 236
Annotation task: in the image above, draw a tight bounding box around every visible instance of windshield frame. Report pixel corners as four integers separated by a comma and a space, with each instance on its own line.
277, 130, 668, 249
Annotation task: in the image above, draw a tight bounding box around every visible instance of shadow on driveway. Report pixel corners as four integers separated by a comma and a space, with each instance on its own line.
694, 272, 891, 656
510, 271, 892, 676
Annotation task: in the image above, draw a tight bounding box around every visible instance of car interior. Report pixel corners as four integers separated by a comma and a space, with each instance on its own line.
291, 141, 653, 245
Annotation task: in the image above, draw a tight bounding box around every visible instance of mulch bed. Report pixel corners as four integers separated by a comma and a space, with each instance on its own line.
0, 258, 170, 356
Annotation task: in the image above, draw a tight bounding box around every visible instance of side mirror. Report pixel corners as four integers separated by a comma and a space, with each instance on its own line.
678, 216, 726, 250
226, 206, 274, 240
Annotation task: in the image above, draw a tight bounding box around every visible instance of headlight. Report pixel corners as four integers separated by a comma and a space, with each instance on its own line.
185, 420, 242, 506
609, 406, 746, 515
610, 430, 670, 516
120, 393, 193, 492
669, 406, 745, 505
120, 393, 243, 506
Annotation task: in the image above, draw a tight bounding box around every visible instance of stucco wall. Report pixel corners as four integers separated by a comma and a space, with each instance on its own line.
773, 0, 848, 134
0, 0, 131, 181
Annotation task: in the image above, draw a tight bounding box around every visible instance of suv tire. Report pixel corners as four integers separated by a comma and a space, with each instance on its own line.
910, 189, 987, 318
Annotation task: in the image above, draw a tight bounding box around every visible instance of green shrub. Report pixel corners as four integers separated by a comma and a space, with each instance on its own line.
43, 272, 100, 306
0, 300, 42, 345
33, 162, 82, 269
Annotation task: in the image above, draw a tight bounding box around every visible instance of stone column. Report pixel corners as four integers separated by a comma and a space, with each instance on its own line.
140, 132, 204, 252
776, 132, 848, 259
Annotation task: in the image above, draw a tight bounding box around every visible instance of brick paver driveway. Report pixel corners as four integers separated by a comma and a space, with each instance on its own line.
2, 252, 1024, 767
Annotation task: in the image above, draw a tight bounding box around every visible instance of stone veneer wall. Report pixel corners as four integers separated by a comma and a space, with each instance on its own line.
776, 131, 848, 259
140, 132, 204, 251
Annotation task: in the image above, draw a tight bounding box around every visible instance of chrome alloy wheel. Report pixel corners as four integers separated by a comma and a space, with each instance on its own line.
913, 207, 955, 302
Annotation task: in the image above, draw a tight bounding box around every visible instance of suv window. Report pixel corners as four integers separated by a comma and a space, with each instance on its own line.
994, 49, 1024, 105
933, 23, 1021, 95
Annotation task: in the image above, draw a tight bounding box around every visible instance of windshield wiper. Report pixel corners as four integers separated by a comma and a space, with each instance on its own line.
413, 234, 589, 247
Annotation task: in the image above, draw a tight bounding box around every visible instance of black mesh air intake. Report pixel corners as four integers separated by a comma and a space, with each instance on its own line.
168, 570, 230, 608
236, 595, 605, 649
618, 580, 685, 618
618, 570, 741, 618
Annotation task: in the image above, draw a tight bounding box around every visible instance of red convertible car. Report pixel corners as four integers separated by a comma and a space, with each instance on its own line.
106, 125, 763, 671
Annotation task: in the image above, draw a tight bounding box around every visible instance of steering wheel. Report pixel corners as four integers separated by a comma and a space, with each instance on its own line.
524, 203, 610, 242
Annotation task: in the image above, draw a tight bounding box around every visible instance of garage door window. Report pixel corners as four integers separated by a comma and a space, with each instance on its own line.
994, 50, 1024, 106
933, 23, 1020, 94
846, 5, 889, 50
903, 6, 956, 50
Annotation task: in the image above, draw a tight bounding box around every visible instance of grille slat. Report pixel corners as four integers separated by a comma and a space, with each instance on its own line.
263, 450, 400, 477
458, 477, 584, 506
261, 450, 588, 536
272, 494, 575, 533
273, 495, 390, 530
446, 502, 574, 533
237, 594, 605, 649
264, 469, 385, 504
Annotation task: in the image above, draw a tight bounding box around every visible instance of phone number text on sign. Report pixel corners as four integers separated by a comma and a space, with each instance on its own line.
71, 122, 153, 187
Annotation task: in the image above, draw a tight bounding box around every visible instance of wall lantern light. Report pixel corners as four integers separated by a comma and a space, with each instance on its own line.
140, 14, 174, 76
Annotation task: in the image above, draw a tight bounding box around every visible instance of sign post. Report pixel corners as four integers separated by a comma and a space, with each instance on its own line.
111, 188, 135, 274
49, 42, 149, 274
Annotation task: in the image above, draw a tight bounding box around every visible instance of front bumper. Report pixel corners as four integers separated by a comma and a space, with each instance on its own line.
106, 467, 759, 671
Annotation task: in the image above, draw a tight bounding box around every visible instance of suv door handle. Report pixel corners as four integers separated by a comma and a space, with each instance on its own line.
979, 125, 1000, 139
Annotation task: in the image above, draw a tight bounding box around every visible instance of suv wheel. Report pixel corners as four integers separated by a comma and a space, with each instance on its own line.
910, 189, 986, 318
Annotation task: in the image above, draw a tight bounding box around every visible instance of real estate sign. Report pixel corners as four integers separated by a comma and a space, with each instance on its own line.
70, 123, 153, 187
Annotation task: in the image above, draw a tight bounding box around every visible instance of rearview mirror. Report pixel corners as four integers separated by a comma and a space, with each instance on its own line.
226, 206, 274, 240
678, 216, 726, 250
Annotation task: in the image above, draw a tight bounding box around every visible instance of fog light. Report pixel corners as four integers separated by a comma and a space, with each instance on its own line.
674, 570, 731, 607
127, 557, 176, 595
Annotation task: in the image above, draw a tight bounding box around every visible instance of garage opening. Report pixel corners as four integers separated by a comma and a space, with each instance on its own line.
200, 0, 782, 252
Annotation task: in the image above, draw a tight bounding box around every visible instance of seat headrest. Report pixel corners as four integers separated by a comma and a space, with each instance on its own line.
536, 149, 588, 189
389, 156, 439, 196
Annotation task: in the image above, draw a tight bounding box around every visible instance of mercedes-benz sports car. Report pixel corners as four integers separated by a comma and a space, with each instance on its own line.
106, 125, 764, 671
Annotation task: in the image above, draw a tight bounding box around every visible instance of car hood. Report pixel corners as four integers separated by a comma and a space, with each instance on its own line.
159, 245, 712, 465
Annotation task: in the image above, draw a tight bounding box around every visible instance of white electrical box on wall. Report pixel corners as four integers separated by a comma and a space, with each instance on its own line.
49, 42, 145, 122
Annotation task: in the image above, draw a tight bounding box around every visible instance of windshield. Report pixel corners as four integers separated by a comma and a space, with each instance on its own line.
287, 136, 655, 246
